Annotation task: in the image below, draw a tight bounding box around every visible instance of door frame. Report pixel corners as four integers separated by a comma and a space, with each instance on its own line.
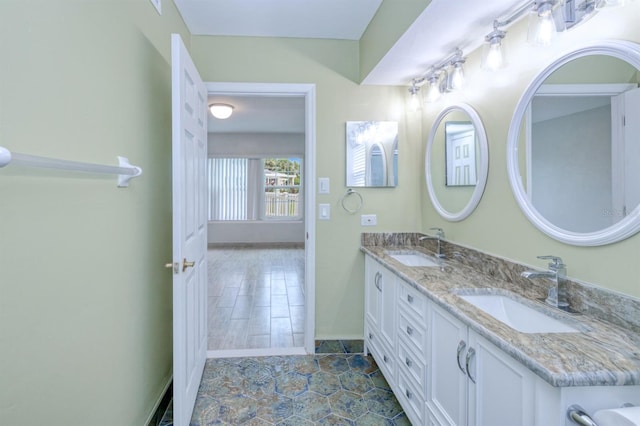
205, 82, 316, 356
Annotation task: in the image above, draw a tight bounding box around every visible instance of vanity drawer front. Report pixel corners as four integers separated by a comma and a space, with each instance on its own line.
398, 335, 427, 397
397, 369, 425, 426
398, 306, 427, 353
366, 321, 396, 383
398, 280, 428, 322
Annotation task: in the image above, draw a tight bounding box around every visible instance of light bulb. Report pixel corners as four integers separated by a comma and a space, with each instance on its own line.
450, 64, 465, 90
425, 78, 441, 103
535, 13, 556, 45
485, 42, 504, 71
409, 91, 421, 111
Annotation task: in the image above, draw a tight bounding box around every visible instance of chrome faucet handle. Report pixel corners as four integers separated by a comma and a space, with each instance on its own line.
537, 255, 565, 269
429, 227, 444, 238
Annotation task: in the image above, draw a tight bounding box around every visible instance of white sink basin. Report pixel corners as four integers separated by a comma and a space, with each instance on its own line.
385, 250, 440, 267
459, 293, 579, 334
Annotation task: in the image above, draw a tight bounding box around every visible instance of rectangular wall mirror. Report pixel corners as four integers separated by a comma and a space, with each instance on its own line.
346, 121, 398, 187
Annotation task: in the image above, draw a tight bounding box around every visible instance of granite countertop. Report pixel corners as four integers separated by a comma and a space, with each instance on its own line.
361, 243, 640, 387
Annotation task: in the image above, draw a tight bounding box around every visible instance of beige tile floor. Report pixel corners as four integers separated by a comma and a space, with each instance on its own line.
207, 246, 305, 350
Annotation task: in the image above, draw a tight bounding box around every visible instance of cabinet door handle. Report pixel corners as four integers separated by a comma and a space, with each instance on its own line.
406, 326, 413, 336
374, 272, 382, 292
405, 389, 412, 399
383, 355, 388, 363
456, 340, 467, 375
368, 333, 373, 339
466, 347, 476, 383
405, 357, 412, 367
407, 294, 414, 303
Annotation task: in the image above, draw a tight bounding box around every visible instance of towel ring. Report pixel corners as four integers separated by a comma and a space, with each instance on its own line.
341, 188, 363, 214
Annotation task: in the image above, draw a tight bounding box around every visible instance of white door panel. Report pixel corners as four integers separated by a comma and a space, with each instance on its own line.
171, 33, 208, 426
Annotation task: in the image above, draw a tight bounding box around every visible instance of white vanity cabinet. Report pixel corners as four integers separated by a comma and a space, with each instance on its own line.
364, 256, 397, 382
427, 304, 537, 426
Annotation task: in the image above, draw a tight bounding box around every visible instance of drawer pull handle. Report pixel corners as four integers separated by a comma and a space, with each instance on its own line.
407, 294, 414, 303
405, 357, 412, 367
405, 389, 412, 399
406, 326, 413, 336
466, 347, 476, 383
456, 340, 467, 375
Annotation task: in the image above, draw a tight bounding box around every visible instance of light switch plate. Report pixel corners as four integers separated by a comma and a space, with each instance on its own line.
319, 204, 330, 220
361, 214, 377, 226
318, 177, 330, 194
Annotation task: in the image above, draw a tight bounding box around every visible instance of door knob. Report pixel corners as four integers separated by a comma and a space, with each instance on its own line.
182, 258, 196, 272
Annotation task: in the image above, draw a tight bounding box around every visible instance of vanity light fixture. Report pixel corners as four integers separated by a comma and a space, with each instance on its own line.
209, 103, 234, 119
481, 1, 536, 71
408, 0, 629, 95
527, 1, 564, 46
408, 79, 422, 111
482, 27, 507, 71
413, 48, 466, 105
447, 51, 467, 90
424, 74, 442, 103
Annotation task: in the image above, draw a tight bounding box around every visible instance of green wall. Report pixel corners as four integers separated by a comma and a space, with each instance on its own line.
359, 0, 431, 83
420, 3, 640, 298
0, 1, 189, 424
191, 36, 424, 339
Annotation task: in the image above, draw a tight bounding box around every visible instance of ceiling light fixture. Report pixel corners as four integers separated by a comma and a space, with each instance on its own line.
209, 103, 234, 119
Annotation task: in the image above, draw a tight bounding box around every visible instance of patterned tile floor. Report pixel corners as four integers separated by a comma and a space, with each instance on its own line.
160, 341, 408, 425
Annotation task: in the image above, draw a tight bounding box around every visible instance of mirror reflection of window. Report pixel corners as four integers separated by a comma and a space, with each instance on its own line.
445, 121, 477, 186
368, 144, 386, 186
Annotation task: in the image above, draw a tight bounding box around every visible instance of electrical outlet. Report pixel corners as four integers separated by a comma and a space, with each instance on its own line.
361, 214, 377, 226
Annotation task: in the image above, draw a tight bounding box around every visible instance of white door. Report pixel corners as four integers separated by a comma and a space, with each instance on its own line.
467, 331, 535, 426
171, 33, 208, 426
623, 88, 640, 215
427, 304, 468, 426
612, 88, 640, 221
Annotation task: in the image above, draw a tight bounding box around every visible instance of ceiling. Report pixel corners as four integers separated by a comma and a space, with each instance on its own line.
174, 0, 382, 40
207, 95, 305, 134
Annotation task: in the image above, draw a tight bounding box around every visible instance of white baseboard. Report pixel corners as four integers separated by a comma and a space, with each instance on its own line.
207, 347, 307, 359
145, 373, 173, 426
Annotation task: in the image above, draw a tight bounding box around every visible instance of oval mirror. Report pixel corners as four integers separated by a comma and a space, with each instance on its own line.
425, 103, 489, 221
507, 40, 640, 246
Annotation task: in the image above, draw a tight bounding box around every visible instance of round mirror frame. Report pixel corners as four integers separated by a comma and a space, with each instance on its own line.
426, 103, 489, 222
507, 39, 640, 246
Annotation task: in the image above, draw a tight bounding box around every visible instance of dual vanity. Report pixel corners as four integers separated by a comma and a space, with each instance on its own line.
361, 233, 640, 426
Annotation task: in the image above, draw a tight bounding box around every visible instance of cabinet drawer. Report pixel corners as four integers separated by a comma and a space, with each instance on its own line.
397, 369, 425, 426
398, 307, 427, 353
398, 335, 427, 397
398, 280, 428, 322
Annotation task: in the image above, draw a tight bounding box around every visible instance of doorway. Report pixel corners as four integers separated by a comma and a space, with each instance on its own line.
205, 82, 316, 357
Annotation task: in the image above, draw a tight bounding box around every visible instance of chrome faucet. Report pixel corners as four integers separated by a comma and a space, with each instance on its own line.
521, 255, 569, 309
419, 227, 445, 259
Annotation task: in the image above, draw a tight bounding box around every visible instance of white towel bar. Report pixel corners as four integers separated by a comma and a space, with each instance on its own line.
0, 146, 142, 187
